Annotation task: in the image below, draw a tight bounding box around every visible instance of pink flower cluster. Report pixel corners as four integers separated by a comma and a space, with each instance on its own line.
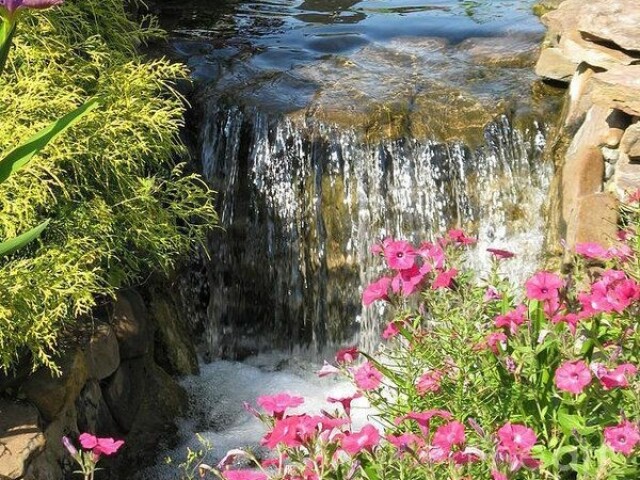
363, 232, 472, 305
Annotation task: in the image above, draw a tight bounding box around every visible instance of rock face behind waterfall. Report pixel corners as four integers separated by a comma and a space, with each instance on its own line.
535, 0, 640, 260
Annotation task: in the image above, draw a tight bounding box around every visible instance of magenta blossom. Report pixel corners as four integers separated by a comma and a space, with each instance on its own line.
604, 421, 640, 456
362, 276, 392, 306
447, 229, 476, 246
382, 321, 401, 339
575, 242, 611, 260
415, 370, 443, 394
327, 392, 362, 416
597, 364, 637, 390
223, 470, 268, 480
383, 240, 416, 270
316, 361, 339, 378
340, 424, 380, 455
335, 346, 359, 364
353, 361, 383, 390
554, 360, 592, 394
432, 420, 466, 453
78, 433, 124, 457
494, 304, 527, 335
525, 271, 563, 301
432, 268, 458, 290
485, 331, 507, 354
0, 0, 62, 17
256, 393, 304, 418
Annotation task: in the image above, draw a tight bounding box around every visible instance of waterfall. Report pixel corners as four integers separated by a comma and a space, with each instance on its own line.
197, 100, 550, 358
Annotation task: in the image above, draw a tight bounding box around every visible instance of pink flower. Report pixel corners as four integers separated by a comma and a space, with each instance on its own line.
497, 423, 537, 456
575, 242, 611, 260
340, 424, 380, 455
362, 277, 392, 306
608, 244, 633, 261
384, 240, 416, 270
386, 433, 424, 452
257, 393, 304, 418
353, 362, 383, 390
604, 421, 640, 455
336, 346, 359, 364
494, 305, 527, 335
327, 392, 362, 417
626, 189, 640, 204
262, 415, 319, 448
484, 287, 502, 301
487, 248, 515, 259
485, 332, 507, 354
525, 272, 563, 301
382, 321, 401, 339
418, 242, 446, 269
597, 364, 637, 390
452, 447, 484, 465
448, 229, 476, 246
223, 471, 268, 480
432, 421, 466, 452
415, 370, 443, 394
491, 471, 508, 480
316, 361, 339, 378
78, 433, 124, 457
391, 266, 425, 296
432, 269, 457, 290
395, 410, 453, 436
554, 360, 592, 394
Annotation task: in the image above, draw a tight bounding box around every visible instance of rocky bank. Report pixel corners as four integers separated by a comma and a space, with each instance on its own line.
535, 0, 640, 259
0, 280, 199, 480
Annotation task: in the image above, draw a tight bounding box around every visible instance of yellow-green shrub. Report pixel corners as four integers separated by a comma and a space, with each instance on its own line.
0, 0, 217, 372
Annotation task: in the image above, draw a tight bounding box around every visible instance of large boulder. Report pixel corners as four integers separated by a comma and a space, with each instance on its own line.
558, 30, 637, 71
613, 150, 640, 194
620, 121, 640, 159
0, 401, 45, 480
21, 350, 88, 422
75, 380, 120, 437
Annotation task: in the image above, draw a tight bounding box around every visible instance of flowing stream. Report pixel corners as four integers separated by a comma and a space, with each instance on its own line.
142, 0, 560, 475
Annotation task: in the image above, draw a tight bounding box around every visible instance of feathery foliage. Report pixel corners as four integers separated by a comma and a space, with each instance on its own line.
0, 0, 217, 372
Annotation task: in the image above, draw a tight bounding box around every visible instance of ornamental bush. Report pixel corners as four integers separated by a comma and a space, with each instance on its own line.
204, 196, 640, 480
0, 0, 216, 372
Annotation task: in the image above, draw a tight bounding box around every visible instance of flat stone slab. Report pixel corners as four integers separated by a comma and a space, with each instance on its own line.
591, 66, 640, 116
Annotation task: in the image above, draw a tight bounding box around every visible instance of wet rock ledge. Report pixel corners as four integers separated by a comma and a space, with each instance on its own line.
536, 0, 640, 257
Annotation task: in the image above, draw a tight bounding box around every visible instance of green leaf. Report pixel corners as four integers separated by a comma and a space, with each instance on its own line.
0, 19, 16, 76
0, 98, 99, 183
557, 411, 585, 434
0, 219, 50, 257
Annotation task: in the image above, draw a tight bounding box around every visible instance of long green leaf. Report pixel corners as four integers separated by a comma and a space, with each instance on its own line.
0, 98, 100, 183
0, 219, 50, 257
0, 19, 16, 76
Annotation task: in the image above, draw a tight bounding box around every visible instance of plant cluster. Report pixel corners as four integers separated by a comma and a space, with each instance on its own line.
199, 197, 640, 480
0, 0, 217, 372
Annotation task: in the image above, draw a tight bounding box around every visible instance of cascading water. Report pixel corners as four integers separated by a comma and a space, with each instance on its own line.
199, 104, 550, 357
139, 1, 563, 476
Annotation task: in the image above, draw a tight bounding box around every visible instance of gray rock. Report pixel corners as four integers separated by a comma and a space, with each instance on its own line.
112, 290, 153, 359
21, 350, 88, 422
85, 324, 120, 380
620, 122, 640, 158
0, 401, 45, 480
592, 66, 640, 117
102, 358, 145, 433
535, 47, 577, 82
